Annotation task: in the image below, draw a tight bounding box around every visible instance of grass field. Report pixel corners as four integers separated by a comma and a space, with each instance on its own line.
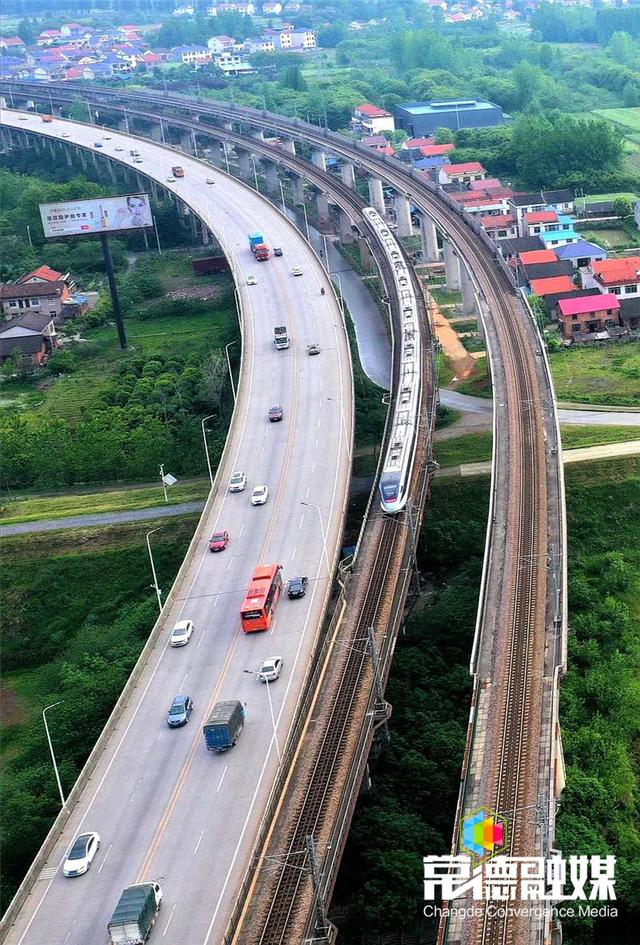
0, 479, 210, 524
434, 432, 493, 468
583, 192, 639, 205
591, 107, 640, 175
549, 342, 640, 406
576, 227, 635, 248
453, 356, 492, 398
560, 425, 640, 450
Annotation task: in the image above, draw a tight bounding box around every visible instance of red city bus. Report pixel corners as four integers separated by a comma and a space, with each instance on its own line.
240, 564, 283, 632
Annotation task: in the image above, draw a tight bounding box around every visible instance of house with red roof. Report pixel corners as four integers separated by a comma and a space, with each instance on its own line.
17, 265, 69, 286
37, 29, 63, 46
517, 250, 559, 267
557, 293, 620, 339
419, 143, 455, 158
479, 214, 518, 241
0, 36, 26, 52
404, 137, 435, 149
351, 103, 395, 135
587, 257, 640, 298
438, 162, 486, 185
529, 275, 576, 298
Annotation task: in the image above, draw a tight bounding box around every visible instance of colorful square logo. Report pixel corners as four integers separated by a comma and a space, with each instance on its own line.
460, 807, 507, 863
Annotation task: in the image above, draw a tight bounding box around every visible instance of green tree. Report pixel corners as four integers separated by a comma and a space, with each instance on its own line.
68, 98, 91, 123
613, 196, 634, 220
17, 19, 36, 45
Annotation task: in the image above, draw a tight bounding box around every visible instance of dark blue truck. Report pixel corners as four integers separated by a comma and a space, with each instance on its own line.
203, 700, 245, 752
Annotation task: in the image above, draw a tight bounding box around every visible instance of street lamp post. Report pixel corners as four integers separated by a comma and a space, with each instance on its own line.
278, 178, 287, 215
296, 202, 310, 241
243, 670, 281, 762
250, 155, 259, 192
42, 702, 66, 808
321, 234, 329, 270
333, 273, 345, 317
225, 340, 238, 403
201, 413, 216, 487
146, 528, 163, 613
159, 463, 168, 503
223, 144, 231, 174
300, 501, 331, 580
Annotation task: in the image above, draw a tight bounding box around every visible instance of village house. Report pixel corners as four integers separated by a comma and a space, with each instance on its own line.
557, 293, 621, 340
553, 240, 606, 270
0, 312, 58, 364
169, 45, 212, 66
351, 103, 395, 135
0, 280, 72, 324
529, 275, 577, 299
438, 162, 486, 185
584, 257, 640, 298
479, 213, 518, 241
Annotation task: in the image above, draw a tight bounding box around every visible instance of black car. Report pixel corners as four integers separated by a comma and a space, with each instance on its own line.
273, 247, 283, 257
288, 576, 308, 599
167, 695, 194, 727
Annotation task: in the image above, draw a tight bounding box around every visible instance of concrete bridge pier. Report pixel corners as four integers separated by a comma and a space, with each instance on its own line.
208, 140, 223, 168
251, 128, 264, 141
340, 161, 355, 188
316, 191, 331, 224
312, 150, 327, 172
291, 176, 306, 206
281, 138, 296, 156
78, 147, 89, 171
460, 265, 477, 316
180, 132, 194, 154
338, 209, 354, 244
419, 214, 440, 262
368, 176, 385, 217
265, 162, 279, 196
150, 124, 163, 143
443, 240, 461, 290
394, 195, 413, 238
117, 119, 129, 133
237, 150, 252, 180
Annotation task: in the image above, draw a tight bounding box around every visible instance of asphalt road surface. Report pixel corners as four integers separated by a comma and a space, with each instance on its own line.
0, 111, 353, 945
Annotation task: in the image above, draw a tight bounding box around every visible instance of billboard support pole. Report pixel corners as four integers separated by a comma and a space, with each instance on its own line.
100, 233, 127, 350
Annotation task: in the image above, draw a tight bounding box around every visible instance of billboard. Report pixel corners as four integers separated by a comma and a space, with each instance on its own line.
39, 194, 153, 238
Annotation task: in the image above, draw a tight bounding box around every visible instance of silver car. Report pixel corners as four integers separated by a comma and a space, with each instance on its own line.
251, 485, 269, 506
63, 832, 100, 877
170, 620, 194, 647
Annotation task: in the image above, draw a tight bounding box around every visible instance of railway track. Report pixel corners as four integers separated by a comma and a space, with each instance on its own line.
256, 519, 398, 944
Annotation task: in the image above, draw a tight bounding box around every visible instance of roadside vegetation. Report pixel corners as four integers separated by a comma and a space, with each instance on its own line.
0, 516, 200, 912
0, 479, 209, 526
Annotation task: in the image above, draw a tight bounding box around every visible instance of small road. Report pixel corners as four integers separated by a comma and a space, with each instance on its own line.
0, 501, 206, 537
440, 389, 640, 426
436, 438, 640, 479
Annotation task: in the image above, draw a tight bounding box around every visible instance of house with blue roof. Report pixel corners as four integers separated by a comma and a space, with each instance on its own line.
554, 240, 606, 269
540, 229, 579, 249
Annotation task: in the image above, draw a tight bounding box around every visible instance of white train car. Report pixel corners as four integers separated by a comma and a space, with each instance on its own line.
362, 208, 423, 514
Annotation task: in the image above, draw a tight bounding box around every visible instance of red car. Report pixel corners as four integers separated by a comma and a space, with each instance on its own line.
208, 530, 229, 552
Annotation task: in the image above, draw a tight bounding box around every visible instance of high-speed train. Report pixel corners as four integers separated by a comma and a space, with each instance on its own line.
362, 208, 423, 515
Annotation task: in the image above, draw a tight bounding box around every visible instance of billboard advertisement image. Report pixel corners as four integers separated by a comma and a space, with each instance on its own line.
39, 193, 153, 238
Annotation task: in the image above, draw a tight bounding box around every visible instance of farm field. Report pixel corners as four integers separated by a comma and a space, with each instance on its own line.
549, 342, 640, 406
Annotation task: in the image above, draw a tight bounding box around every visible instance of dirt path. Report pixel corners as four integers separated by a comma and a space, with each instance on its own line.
430, 299, 476, 381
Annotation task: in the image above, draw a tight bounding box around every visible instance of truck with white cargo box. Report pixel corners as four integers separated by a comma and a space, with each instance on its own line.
203, 700, 245, 752
107, 882, 162, 945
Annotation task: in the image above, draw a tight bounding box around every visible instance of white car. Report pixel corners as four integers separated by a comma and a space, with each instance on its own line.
166, 176, 175, 182
133, 158, 143, 164
103, 134, 112, 140
291, 266, 303, 276
229, 471, 247, 493
251, 485, 269, 506
246, 274, 257, 286
258, 657, 283, 683
61, 131, 70, 138
170, 620, 194, 647
19, 115, 28, 120
63, 832, 100, 877
115, 146, 124, 151
206, 178, 215, 184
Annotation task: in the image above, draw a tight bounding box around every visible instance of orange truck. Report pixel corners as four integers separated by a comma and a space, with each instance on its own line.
171, 165, 185, 178
41, 115, 53, 123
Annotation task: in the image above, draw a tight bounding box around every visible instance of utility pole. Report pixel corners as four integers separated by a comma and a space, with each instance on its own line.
99, 233, 127, 349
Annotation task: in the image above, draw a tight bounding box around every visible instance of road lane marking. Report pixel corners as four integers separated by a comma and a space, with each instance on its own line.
63, 921, 77, 942
299, 514, 305, 529
216, 766, 229, 793
238, 525, 244, 537
179, 672, 189, 690
291, 546, 296, 560
163, 905, 176, 937
193, 831, 205, 856
97, 843, 112, 874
